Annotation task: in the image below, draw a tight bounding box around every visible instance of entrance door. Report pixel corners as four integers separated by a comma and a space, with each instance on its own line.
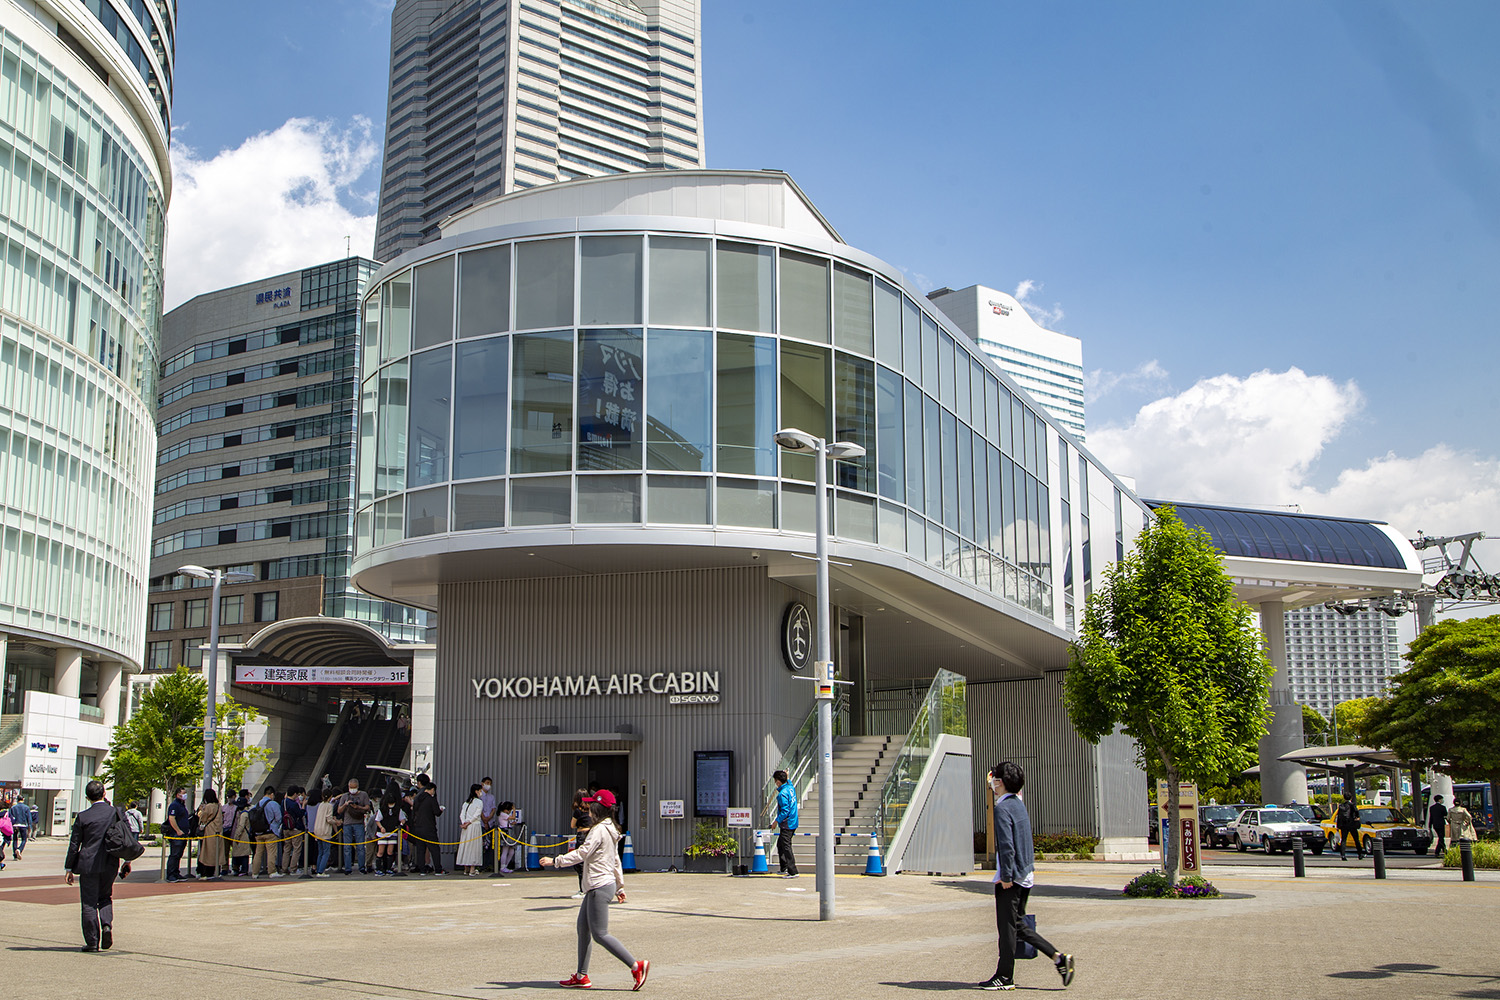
568, 753, 630, 828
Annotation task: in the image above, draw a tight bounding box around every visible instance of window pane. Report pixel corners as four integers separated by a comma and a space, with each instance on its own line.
971, 358, 987, 430
376, 495, 404, 546
985, 374, 1000, 444
362, 291, 381, 379
412, 255, 455, 350
906, 509, 926, 560
381, 271, 411, 360
580, 235, 642, 326
973, 433, 990, 548
716, 333, 775, 475
876, 367, 904, 502
780, 250, 829, 343
578, 474, 641, 523
407, 346, 452, 488
780, 341, 829, 482
454, 337, 509, 480
836, 492, 876, 543
376, 361, 408, 496
938, 331, 956, 411
941, 409, 958, 530
904, 381, 923, 514
647, 329, 711, 472
717, 477, 776, 528
511, 332, 574, 474
834, 353, 874, 492
920, 313, 938, 396
648, 474, 709, 524
958, 424, 973, 540
649, 237, 709, 327
716, 241, 773, 332
515, 238, 574, 330
407, 485, 449, 537
1002, 455, 1017, 562
1011, 394, 1025, 460
511, 475, 571, 525
577, 328, 643, 470
781, 482, 816, 533
988, 445, 1003, 553
902, 296, 922, 379
453, 480, 506, 530
458, 244, 510, 338
874, 279, 901, 367
923, 394, 941, 516
184, 598, 207, 629
358, 375, 377, 506
833, 263, 873, 355
879, 500, 905, 549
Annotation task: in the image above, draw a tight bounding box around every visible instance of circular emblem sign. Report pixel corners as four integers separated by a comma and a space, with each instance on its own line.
781, 601, 812, 672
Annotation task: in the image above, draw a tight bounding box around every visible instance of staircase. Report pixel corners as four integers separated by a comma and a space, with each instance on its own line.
265, 722, 334, 793
790, 735, 905, 874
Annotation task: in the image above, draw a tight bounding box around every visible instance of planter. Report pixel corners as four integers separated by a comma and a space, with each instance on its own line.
680, 853, 734, 874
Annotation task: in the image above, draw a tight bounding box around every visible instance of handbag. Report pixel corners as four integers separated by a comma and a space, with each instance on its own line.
105, 806, 145, 862
1016, 914, 1038, 960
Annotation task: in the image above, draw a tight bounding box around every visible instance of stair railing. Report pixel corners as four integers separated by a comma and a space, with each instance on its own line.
762, 687, 849, 824
875, 669, 967, 850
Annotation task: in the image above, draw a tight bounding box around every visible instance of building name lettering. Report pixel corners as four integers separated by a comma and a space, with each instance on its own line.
470, 671, 721, 700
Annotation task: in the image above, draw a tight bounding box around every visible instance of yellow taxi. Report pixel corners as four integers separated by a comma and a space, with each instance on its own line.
1320, 804, 1433, 855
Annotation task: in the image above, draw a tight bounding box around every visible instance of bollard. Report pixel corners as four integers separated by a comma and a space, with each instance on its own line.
1373, 835, 1386, 879
1460, 839, 1476, 882
622, 831, 637, 873
1292, 836, 1305, 878
864, 833, 886, 876
750, 830, 769, 874
493, 828, 501, 876
395, 829, 408, 876
526, 833, 540, 871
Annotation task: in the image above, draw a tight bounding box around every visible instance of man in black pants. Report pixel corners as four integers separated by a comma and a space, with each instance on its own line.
770, 769, 799, 878
981, 761, 1074, 991
65, 780, 130, 952
1428, 795, 1449, 857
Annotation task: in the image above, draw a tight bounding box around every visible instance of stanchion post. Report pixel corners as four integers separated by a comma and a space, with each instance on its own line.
158, 832, 166, 883
1373, 835, 1386, 879
493, 827, 500, 875
1292, 836, 1305, 877
396, 829, 406, 876
1460, 839, 1475, 882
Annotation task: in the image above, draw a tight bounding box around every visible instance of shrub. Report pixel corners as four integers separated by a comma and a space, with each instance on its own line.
1442, 841, 1500, 870
1123, 869, 1222, 899
1034, 832, 1099, 856
683, 818, 737, 858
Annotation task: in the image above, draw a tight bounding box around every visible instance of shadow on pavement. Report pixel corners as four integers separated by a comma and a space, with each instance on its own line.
478, 982, 577, 991
7, 945, 90, 953
933, 879, 1254, 901
1328, 963, 1500, 995
880, 982, 1064, 992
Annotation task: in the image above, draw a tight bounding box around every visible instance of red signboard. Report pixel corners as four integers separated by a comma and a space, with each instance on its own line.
1180, 818, 1198, 872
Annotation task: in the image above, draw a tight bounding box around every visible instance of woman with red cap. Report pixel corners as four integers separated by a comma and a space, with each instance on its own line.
541, 789, 650, 991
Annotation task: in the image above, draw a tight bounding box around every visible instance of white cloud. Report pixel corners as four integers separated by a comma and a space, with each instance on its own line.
165, 118, 380, 309
1013, 278, 1065, 329
1087, 367, 1500, 543
1086, 359, 1171, 403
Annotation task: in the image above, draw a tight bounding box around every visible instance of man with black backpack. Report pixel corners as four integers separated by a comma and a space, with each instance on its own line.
65, 780, 134, 952
248, 785, 284, 878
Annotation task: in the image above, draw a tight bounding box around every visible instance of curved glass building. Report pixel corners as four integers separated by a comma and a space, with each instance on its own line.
353, 170, 1152, 864
0, 0, 172, 820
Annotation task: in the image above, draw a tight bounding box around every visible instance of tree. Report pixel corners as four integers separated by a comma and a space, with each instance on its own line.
1301, 704, 1329, 742
1333, 697, 1381, 746
210, 696, 274, 796
101, 667, 206, 806
1065, 507, 1274, 882
1363, 615, 1500, 819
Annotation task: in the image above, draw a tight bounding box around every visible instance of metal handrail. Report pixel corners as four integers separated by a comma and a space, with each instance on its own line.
876, 669, 967, 849
763, 688, 849, 824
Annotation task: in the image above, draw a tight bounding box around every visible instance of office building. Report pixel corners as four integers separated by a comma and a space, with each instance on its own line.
374, 0, 705, 262
928, 285, 1085, 439
0, 0, 174, 827
147, 257, 431, 683
1284, 604, 1405, 720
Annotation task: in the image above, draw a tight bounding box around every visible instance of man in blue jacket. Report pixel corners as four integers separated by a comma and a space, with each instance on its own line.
982, 761, 1075, 991
771, 770, 799, 878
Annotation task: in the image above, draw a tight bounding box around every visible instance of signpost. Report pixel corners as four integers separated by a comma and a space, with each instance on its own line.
1157, 780, 1200, 874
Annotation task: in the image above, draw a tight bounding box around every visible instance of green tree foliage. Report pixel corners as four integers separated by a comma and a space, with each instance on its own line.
1301, 704, 1329, 741
211, 696, 273, 796
100, 667, 206, 805
1066, 507, 1274, 881
1363, 615, 1500, 820
1333, 697, 1382, 746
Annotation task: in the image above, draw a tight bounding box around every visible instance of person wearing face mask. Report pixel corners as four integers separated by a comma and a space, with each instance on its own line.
164, 788, 193, 882
480, 777, 497, 870
337, 778, 373, 875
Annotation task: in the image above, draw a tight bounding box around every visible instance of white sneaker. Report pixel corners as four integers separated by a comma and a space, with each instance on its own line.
270, 872, 285, 878
315, 872, 331, 878
571, 891, 586, 899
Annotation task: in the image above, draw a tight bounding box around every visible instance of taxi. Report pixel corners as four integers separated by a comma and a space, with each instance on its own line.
1232, 806, 1325, 854
1320, 804, 1432, 854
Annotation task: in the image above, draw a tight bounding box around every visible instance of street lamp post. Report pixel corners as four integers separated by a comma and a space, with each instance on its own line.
177, 565, 255, 792
774, 427, 865, 922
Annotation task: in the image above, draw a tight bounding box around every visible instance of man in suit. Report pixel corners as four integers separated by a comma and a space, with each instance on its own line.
65, 780, 130, 952
980, 761, 1074, 991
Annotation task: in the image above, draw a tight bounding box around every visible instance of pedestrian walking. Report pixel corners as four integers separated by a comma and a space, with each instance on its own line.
7, 796, 29, 860
541, 790, 649, 991
569, 788, 592, 898
1428, 795, 1449, 857
195, 788, 225, 880
64, 780, 131, 952
458, 783, 485, 875
1335, 797, 1363, 860
769, 769, 799, 878
164, 787, 193, 881
979, 761, 1074, 992
1448, 799, 1478, 844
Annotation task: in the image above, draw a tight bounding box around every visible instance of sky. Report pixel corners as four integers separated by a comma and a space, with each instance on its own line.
163, 0, 1500, 577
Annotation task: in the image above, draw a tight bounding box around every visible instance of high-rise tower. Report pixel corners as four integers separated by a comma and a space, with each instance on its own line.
374, 0, 705, 262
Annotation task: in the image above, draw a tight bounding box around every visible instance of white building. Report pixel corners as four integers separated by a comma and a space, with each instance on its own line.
1284, 605, 1405, 720
928, 285, 1085, 440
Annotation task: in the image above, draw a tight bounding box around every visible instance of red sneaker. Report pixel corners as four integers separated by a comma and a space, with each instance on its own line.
631, 959, 650, 991
559, 974, 592, 989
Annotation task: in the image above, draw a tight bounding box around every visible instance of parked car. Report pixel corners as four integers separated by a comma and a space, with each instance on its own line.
1319, 805, 1432, 855
1282, 802, 1329, 824
1232, 807, 1325, 854
1200, 805, 1245, 848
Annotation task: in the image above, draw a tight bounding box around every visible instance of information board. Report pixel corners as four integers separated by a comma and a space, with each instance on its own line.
659, 799, 685, 819
693, 750, 732, 818
726, 807, 752, 827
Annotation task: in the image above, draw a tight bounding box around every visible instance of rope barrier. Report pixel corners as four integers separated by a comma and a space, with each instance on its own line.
496, 828, 573, 850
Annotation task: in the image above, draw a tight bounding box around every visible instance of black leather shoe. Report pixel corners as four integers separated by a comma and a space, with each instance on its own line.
100, 925, 112, 950
80, 945, 98, 953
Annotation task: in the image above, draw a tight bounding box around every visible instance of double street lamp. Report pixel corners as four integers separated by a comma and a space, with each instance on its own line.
774, 427, 865, 922
177, 564, 255, 792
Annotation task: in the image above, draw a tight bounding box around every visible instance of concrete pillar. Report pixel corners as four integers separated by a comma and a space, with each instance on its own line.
1257, 601, 1309, 805
97, 660, 124, 731
54, 647, 83, 699
409, 647, 436, 779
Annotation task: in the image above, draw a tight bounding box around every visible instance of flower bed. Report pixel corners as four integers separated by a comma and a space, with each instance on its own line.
1122, 869, 1222, 899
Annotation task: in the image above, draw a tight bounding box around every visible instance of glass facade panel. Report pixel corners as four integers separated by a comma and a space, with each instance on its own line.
998, 382, 1013, 456
837, 492, 876, 543
407, 486, 449, 537
184, 598, 207, 629
920, 314, 939, 396
781, 481, 816, 533
511, 475, 571, 525
878, 500, 905, 549
902, 296, 922, 379
779, 341, 829, 483
985, 374, 1000, 444
958, 424, 974, 541
515, 238, 574, 330
648, 237, 709, 327
362, 292, 381, 379
973, 434, 990, 549
375, 496, 404, 546
646, 329, 711, 472
970, 359, 986, 430
940, 409, 958, 530
779, 250, 829, 343
941, 333, 959, 413
577, 328, 643, 470
647, 475, 709, 524
452, 480, 506, 530
875, 367, 904, 502
717, 477, 776, 528
375, 361, 409, 496
923, 394, 941, 516
407, 347, 452, 488
716, 333, 775, 475
716, 242, 773, 333
833, 353, 874, 492
454, 337, 509, 480
580, 235, 642, 326
987, 445, 1003, 553
874, 279, 901, 367
412, 255, 455, 350
511, 332, 574, 474
458, 244, 510, 338
578, 474, 642, 523
906, 509, 926, 560
358, 376, 377, 506
833, 263, 873, 355
381, 271, 411, 360
904, 381, 924, 514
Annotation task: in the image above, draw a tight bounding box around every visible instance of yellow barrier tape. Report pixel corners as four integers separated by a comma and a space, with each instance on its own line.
496, 828, 573, 850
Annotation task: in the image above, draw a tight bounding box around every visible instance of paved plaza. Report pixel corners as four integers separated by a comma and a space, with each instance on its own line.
1, 838, 1494, 999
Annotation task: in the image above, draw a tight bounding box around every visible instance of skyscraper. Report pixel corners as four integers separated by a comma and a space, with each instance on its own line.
1284, 604, 1405, 720
0, 0, 174, 825
374, 0, 705, 262
928, 285, 1086, 440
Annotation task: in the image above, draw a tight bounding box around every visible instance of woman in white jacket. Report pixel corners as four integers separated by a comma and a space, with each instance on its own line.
541, 790, 649, 991
456, 783, 486, 875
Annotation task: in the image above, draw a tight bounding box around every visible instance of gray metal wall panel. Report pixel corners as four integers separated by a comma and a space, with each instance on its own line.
1096, 727, 1146, 839
899, 750, 973, 874
432, 566, 814, 866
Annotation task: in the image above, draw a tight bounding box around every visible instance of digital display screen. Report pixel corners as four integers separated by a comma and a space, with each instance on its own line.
693, 750, 732, 818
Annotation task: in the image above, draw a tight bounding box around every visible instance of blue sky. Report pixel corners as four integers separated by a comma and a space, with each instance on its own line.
166, 0, 1499, 570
